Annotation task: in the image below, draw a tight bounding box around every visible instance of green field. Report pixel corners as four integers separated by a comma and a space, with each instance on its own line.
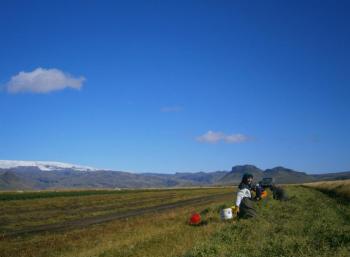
303, 179, 350, 200
0, 184, 349, 257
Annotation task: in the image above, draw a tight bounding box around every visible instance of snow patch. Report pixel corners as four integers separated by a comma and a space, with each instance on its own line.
0, 160, 98, 172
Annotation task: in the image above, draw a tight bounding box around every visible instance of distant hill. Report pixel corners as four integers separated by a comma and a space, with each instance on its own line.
218, 165, 263, 184
0, 166, 226, 190
174, 171, 227, 185
218, 165, 315, 184
0, 160, 349, 190
264, 166, 314, 184
0, 171, 33, 190
311, 172, 350, 181
0, 167, 178, 189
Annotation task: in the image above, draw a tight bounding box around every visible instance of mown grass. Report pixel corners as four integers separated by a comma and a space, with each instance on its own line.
0, 187, 226, 201
0, 190, 127, 201
0, 188, 234, 257
303, 179, 350, 200
0, 185, 349, 257
184, 186, 350, 257
0, 187, 231, 231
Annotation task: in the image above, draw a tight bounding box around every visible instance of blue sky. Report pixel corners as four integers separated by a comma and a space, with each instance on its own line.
0, 0, 349, 173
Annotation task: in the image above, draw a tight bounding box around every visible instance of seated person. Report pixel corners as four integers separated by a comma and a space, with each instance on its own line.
235, 173, 257, 218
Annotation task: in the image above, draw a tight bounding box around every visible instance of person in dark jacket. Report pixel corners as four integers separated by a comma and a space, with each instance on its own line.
235, 173, 257, 218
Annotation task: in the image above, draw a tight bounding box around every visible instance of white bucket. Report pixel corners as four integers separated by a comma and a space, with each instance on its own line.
220, 208, 233, 220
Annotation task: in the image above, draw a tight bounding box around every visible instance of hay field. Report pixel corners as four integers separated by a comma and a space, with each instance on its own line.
0, 185, 349, 257
304, 179, 350, 200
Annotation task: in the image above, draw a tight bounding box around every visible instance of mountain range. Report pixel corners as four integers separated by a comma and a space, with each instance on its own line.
0, 160, 349, 190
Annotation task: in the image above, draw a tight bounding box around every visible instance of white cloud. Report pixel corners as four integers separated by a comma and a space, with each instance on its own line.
6, 67, 85, 93
224, 134, 249, 143
196, 131, 249, 144
161, 106, 183, 113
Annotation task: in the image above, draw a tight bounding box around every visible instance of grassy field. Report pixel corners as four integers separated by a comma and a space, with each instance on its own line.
0, 187, 231, 232
185, 186, 350, 257
0, 187, 233, 257
0, 183, 349, 257
303, 179, 350, 200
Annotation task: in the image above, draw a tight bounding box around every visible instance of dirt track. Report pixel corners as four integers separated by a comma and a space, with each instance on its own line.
4, 192, 232, 237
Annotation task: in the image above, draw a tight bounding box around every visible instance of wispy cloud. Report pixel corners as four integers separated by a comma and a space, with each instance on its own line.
161, 106, 183, 113
6, 67, 85, 94
196, 131, 250, 144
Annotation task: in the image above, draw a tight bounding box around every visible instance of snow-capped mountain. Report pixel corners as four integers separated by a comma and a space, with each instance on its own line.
0, 160, 98, 172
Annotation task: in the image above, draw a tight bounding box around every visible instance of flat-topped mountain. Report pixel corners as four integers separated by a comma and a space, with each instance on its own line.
218, 165, 315, 184
219, 165, 264, 183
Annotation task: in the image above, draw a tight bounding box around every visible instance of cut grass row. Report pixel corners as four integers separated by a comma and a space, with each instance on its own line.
0, 190, 130, 201
1, 184, 349, 257
303, 179, 350, 200
0, 188, 234, 257
0, 187, 232, 232
0, 187, 227, 201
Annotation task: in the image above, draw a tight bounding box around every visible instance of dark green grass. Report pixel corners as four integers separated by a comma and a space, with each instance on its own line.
0, 190, 131, 201
184, 186, 350, 257
0, 187, 222, 201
